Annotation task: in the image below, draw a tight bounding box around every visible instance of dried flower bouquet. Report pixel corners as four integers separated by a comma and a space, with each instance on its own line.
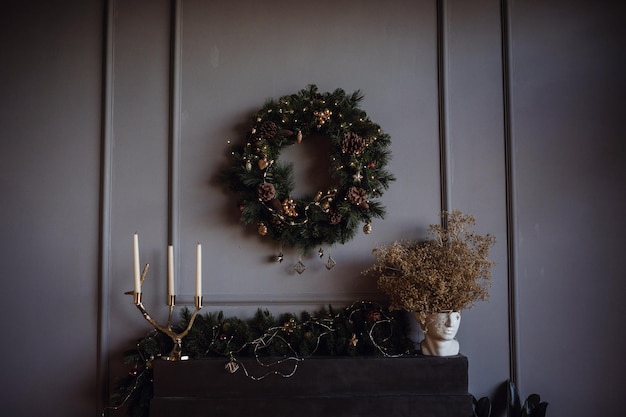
364, 210, 496, 315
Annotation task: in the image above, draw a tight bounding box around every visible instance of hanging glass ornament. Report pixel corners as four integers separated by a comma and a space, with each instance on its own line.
294, 258, 306, 274
225, 359, 240, 374
325, 255, 336, 270
363, 221, 372, 234
318, 247, 324, 258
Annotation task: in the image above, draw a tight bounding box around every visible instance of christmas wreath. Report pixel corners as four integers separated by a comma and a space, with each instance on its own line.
222, 85, 394, 253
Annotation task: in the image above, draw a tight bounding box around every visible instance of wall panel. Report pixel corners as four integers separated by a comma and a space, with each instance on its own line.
103, 0, 512, 405
106, 0, 173, 397
0, 1, 103, 415
509, 0, 626, 415
175, 0, 442, 307
443, 0, 510, 396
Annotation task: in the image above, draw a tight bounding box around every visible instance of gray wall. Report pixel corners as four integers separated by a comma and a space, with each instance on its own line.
0, 0, 103, 415
0, 1, 624, 416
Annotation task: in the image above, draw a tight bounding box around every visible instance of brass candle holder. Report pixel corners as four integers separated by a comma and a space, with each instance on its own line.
133, 264, 203, 361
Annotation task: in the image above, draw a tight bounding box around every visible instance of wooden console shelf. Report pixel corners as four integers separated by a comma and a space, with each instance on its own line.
150, 355, 472, 417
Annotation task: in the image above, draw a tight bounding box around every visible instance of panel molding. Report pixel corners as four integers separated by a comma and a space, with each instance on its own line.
500, 0, 519, 385
168, 0, 183, 285
173, 292, 383, 307
97, 0, 115, 411
437, 0, 451, 219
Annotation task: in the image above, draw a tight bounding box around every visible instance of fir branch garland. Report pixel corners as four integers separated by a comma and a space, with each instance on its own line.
222, 85, 395, 252
109, 302, 414, 417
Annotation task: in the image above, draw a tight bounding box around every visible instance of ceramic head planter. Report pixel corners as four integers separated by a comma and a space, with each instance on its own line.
417, 311, 461, 356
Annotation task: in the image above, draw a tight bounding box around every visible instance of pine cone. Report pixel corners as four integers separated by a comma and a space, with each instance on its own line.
346, 186, 369, 209
341, 132, 366, 155
270, 215, 285, 233
328, 209, 342, 225
254, 121, 279, 140
257, 182, 276, 201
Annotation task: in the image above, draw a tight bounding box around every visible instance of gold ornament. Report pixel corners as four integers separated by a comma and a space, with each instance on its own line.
282, 317, 296, 333
296, 130, 303, 143
258, 223, 268, 236
282, 198, 298, 217
258, 158, 268, 170
363, 222, 372, 234
314, 108, 332, 128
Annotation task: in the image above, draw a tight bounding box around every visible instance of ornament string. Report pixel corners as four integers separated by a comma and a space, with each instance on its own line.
224, 315, 335, 380
220, 301, 406, 380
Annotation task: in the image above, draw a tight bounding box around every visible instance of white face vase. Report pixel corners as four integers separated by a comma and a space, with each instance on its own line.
425, 311, 461, 340
419, 311, 462, 356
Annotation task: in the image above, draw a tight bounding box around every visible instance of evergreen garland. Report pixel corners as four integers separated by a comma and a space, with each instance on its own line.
109, 302, 414, 417
221, 85, 395, 252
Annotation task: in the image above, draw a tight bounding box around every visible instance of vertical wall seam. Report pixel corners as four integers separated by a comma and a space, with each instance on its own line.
500, 0, 519, 386
97, 0, 115, 412
436, 0, 450, 226
168, 0, 183, 290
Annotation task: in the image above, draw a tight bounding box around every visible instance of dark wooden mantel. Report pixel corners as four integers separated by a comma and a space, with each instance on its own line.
151, 355, 472, 417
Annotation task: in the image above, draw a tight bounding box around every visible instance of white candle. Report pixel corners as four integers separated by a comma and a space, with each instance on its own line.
196, 243, 202, 297
133, 233, 141, 294
167, 245, 175, 297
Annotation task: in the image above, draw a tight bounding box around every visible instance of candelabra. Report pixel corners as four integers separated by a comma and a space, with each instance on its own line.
133, 263, 203, 361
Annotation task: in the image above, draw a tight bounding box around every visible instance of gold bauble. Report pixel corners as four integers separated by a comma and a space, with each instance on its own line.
258, 223, 268, 236
258, 158, 268, 170
282, 198, 297, 217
